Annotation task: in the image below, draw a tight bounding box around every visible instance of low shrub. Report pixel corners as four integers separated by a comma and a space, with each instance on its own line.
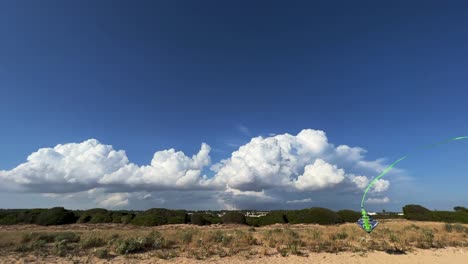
114, 231, 167, 254
81, 236, 106, 249
54, 232, 80, 243
94, 248, 109, 259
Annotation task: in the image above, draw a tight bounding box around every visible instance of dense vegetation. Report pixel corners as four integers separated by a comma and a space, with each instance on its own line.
0, 204, 466, 226
221, 211, 246, 224
131, 208, 188, 226
403, 205, 468, 223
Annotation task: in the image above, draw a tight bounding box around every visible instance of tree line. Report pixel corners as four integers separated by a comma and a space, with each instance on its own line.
0, 205, 466, 226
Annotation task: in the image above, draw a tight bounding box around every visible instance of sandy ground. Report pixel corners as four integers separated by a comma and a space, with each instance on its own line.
1, 247, 466, 264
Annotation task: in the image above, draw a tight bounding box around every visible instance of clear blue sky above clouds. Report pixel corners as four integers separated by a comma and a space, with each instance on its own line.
0, 1, 467, 211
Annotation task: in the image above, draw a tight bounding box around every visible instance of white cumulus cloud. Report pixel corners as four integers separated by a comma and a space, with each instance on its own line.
0, 129, 400, 209
367, 197, 390, 204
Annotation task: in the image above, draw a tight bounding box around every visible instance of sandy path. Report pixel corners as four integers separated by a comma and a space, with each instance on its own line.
1, 247, 466, 264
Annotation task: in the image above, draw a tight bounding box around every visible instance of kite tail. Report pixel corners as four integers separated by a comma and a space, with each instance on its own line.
360, 136, 468, 209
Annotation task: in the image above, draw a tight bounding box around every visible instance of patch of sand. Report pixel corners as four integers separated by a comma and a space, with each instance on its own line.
1, 247, 466, 264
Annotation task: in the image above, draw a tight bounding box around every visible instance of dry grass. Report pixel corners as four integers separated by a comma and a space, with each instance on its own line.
0, 220, 466, 261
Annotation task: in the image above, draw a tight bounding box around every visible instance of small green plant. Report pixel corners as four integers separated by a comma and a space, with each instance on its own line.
331, 231, 348, 240
453, 224, 466, 233
81, 236, 105, 249
389, 232, 399, 243
54, 240, 69, 257
115, 231, 167, 255
180, 229, 195, 244
54, 232, 80, 243
277, 246, 288, 257
444, 223, 453, 232
94, 248, 109, 259
310, 229, 322, 240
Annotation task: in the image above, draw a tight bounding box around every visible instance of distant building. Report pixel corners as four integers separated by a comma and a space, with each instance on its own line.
245, 211, 268, 217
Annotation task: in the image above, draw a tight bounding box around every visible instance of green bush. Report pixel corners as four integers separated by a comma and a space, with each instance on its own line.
16, 209, 46, 224
111, 212, 127, 223
221, 212, 246, 225
0, 209, 48, 225
35, 207, 77, 226
22, 232, 80, 244
246, 217, 260, 227
337, 210, 360, 223
114, 231, 167, 254
403, 205, 433, 221
121, 214, 134, 224
131, 208, 188, 226
454, 206, 468, 212
432, 211, 468, 223
77, 208, 112, 224
249, 211, 287, 226
190, 214, 208, 226
89, 213, 112, 224
285, 208, 341, 225
0, 214, 18, 225
81, 236, 106, 249
54, 232, 80, 243
202, 214, 221, 224
94, 248, 109, 259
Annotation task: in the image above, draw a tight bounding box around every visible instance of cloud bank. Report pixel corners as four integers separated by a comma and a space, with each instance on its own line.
0, 129, 395, 209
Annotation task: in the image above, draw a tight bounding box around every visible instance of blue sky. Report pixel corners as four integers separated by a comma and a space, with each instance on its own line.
0, 1, 467, 211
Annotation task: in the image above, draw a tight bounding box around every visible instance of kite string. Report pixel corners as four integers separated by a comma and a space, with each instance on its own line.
360, 136, 468, 209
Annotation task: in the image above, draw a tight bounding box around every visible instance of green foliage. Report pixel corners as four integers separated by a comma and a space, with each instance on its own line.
54, 232, 80, 243
0, 209, 48, 225
111, 212, 128, 223
203, 214, 221, 224
114, 231, 167, 254
403, 204, 468, 223
35, 207, 77, 226
94, 248, 109, 259
257, 211, 287, 226
221, 211, 246, 225
444, 223, 453, 232
403, 205, 433, 221
26, 232, 80, 243
190, 214, 209, 226
121, 214, 134, 224
77, 208, 112, 224
246, 217, 260, 226
331, 231, 348, 240
131, 214, 165, 226
432, 211, 468, 223
285, 208, 341, 225
131, 208, 188, 226
337, 210, 360, 222
0, 214, 18, 225
81, 236, 106, 249
454, 206, 468, 212
190, 213, 221, 225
